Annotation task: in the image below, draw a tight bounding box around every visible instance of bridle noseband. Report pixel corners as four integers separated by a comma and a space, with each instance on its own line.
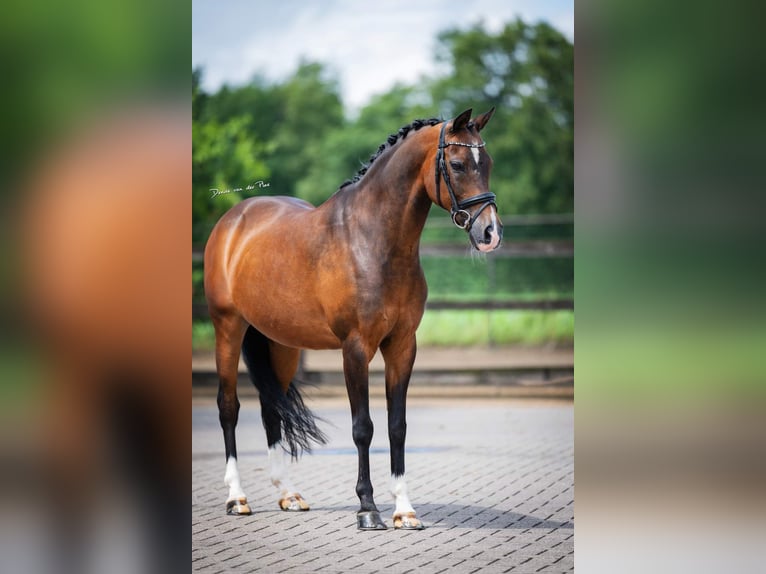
435, 121, 497, 231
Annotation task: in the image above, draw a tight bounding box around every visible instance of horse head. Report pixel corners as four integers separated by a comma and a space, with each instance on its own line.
427, 107, 503, 252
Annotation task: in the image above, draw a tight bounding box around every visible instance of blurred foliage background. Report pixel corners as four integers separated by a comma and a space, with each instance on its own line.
192, 19, 574, 348
576, 2, 766, 571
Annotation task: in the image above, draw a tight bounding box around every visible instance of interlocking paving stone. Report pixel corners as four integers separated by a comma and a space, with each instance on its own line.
193, 396, 573, 573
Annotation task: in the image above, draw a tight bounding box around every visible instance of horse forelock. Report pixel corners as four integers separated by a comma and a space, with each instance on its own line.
339, 117, 442, 189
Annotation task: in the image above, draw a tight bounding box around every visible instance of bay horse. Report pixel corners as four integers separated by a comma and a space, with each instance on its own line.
204, 107, 502, 530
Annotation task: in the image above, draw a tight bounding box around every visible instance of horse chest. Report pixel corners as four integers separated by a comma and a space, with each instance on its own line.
355, 266, 426, 324
314, 256, 423, 338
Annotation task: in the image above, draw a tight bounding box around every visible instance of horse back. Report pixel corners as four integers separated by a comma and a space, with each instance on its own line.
204, 195, 314, 297
204, 196, 346, 348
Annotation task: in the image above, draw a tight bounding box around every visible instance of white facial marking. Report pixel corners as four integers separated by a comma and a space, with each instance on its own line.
224, 457, 247, 501
390, 474, 416, 516
471, 146, 480, 165
269, 443, 298, 498
477, 209, 501, 253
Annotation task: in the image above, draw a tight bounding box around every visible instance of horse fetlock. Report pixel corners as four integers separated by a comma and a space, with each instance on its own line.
224, 457, 247, 501
390, 474, 416, 515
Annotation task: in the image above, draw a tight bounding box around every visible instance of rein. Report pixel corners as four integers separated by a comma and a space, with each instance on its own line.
434, 121, 497, 231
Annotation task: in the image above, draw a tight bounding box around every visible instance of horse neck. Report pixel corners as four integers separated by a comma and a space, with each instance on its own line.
333, 137, 434, 258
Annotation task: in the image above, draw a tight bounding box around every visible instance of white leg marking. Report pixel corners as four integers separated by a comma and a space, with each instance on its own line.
390, 474, 416, 516
471, 147, 480, 165
224, 457, 247, 501
269, 443, 298, 498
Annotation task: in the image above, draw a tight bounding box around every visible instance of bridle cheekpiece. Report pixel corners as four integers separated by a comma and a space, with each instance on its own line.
434, 121, 497, 231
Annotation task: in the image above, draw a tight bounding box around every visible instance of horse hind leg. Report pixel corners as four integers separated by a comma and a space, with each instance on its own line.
241, 327, 325, 511
261, 382, 308, 512
212, 312, 251, 515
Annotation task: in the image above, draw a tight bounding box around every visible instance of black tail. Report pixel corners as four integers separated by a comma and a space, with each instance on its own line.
241, 326, 327, 459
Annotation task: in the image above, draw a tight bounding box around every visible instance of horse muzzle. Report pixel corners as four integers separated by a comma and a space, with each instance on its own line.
469, 212, 503, 252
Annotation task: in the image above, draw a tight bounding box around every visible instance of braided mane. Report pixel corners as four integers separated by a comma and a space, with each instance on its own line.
338, 117, 443, 189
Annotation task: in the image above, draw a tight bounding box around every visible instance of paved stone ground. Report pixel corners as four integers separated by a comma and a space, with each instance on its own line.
192, 396, 573, 573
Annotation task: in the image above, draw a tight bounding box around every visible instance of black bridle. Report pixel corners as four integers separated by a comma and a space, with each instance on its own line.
435, 121, 497, 231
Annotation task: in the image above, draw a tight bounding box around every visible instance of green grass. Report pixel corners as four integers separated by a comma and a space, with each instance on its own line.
192, 310, 574, 351
193, 321, 216, 351
416, 310, 574, 346
420, 256, 573, 301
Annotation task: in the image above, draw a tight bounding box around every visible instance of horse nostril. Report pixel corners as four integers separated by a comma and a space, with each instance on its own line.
483, 224, 494, 243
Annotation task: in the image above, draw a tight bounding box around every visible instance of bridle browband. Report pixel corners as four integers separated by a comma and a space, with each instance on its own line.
435, 121, 497, 231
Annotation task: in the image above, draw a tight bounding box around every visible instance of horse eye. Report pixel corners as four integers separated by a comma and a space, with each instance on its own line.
450, 161, 464, 172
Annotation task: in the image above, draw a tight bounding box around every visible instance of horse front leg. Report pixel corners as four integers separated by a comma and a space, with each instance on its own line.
343, 337, 386, 530
381, 333, 425, 530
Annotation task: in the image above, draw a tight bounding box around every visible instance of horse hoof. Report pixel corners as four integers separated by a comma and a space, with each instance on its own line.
226, 498, 252, 516
279, 494, 310, 511
393, 512, 425, 530
357, 510, 387, 530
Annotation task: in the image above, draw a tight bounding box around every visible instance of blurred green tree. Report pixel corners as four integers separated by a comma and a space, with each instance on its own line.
295, 85, 434, 205
267, 61, 345, 198
431, 19, 573, 214
192, 70, 270, 242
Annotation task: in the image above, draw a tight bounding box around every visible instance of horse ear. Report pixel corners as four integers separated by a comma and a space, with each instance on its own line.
450, 108, 473, 133
473, 107, 496, 132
